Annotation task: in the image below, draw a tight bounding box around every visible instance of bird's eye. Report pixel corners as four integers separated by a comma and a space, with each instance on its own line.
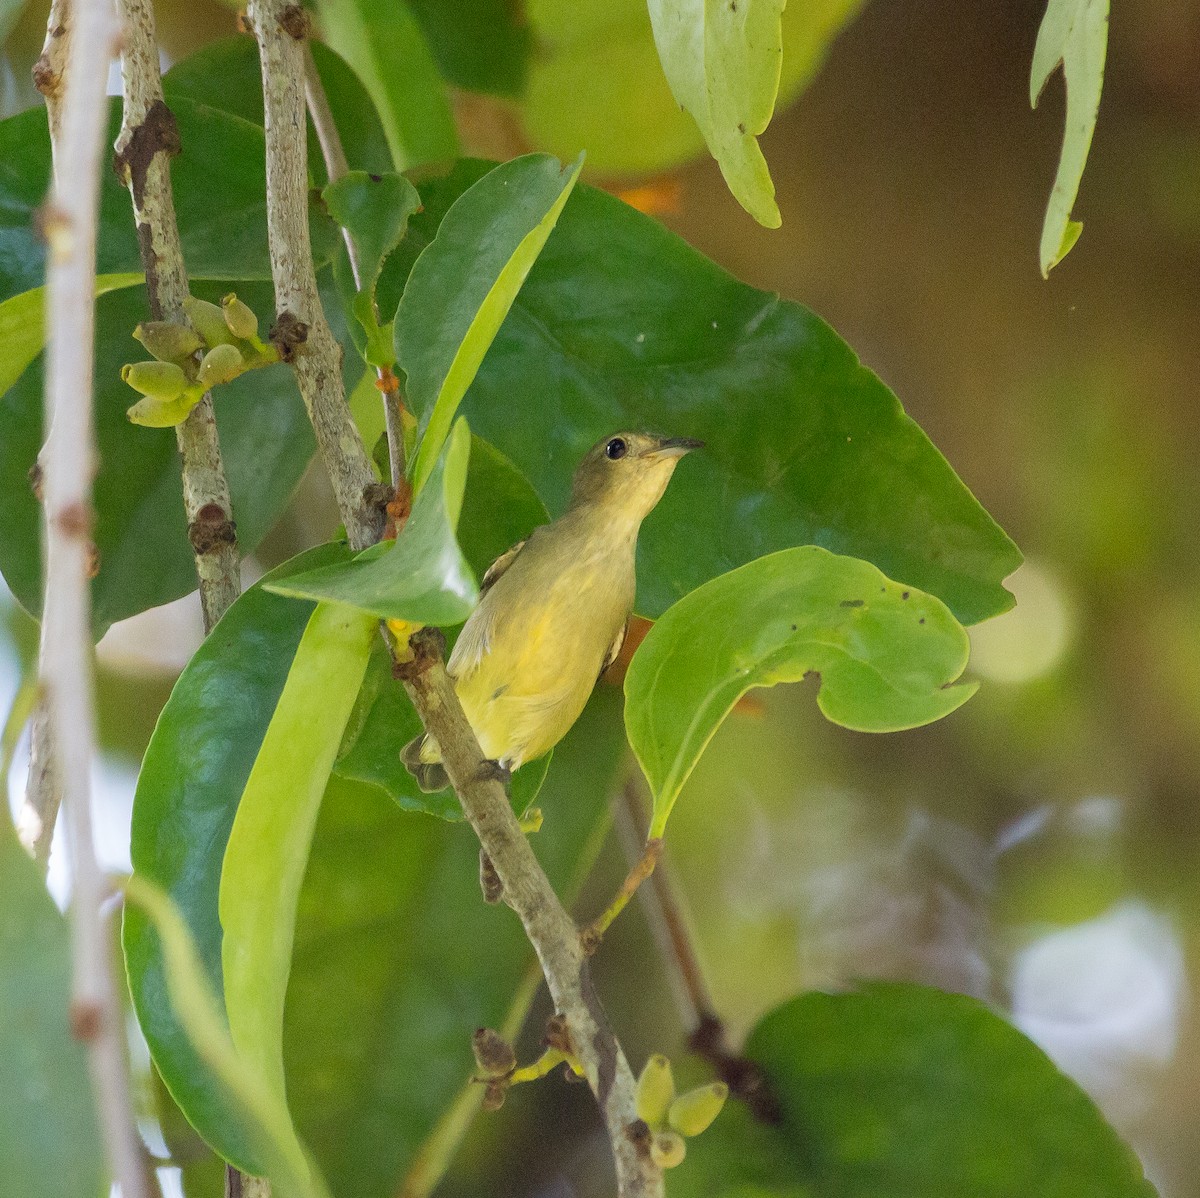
605, 437, 628, 460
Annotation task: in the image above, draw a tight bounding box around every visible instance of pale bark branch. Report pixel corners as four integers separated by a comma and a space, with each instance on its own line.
32, 0, 71, 172
39, 0, 151, 1191
302, 48, 407, 490
255, 9, 659, 1192
114, 0, 241, 633
400, 638, 662, 1198
247, 0, 384, 550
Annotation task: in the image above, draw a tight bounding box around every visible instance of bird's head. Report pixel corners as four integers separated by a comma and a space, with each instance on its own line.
568, 431, 703, 527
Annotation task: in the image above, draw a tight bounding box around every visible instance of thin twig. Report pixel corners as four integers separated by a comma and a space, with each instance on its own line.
254, 12, 657, 1189
614, 782, 781, 1124
23, 0, 74, 877
247, 0, 384, 551
302, 47, 407, 489
114, 0, 241, 633
400, 635, 662, 1198
39, 0, 151, 1190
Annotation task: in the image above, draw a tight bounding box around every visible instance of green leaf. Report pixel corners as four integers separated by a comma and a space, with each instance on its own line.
323, 170, 421, 366
0, 817, 104, 1198
125, 877, 329, 1198
647, 0, 784, 227
266, 418, 478, 624
0, 273, 142, 399
1030, 0, 1109, 276
397, 152, 584, 494
625, 547, 975, 837
389, 165, 1021, 626
162, 38, 394, 181
313, 0, 459, 170
323, 172, 421, 298
404, 0, 532, 96
333, 434, 552, 819
286, 688, 630, 1198
0, 282, 318, 635
124, 545, 350, 1173
519, 0, 862, 177
220, 602, 376, 1111
675, 983, 1156, 1198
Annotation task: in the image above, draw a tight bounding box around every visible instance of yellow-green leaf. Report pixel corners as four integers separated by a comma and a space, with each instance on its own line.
625, 547, 976, 837
1030, 0, 1109, 276
647, 0, 785, 228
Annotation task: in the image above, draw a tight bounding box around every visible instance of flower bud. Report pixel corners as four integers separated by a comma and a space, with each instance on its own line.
635, 1054, 674, 1128
649, 1131, 686, 1169
126, 393, 198, 428
133, 321, 203, 363
668, 1081, 728, 1137
183, 295, 236, 347
197, 343, 244, 388
472, 1028, 516, 1078
221, 292, 259, 340
480, 1081, 506, 1113
121, 360, 188, 400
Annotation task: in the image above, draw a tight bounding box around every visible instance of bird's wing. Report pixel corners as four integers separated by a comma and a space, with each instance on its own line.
480, 539, 526, 598
598, 618, 628, 683
447, 539, 526, 679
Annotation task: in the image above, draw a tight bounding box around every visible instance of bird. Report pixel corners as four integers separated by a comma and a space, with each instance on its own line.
402, 431, 702, 792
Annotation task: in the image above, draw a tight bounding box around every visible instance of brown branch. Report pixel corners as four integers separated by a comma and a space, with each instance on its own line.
113, 0, 241, 634
400, 635, 662, 1198
38, 0, 152, 1189
301, 48, 407, 489
247, 0, 384, 551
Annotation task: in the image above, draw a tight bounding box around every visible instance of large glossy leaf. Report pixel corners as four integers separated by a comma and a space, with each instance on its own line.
647, 0, 784, 227
674, 983, 1157, 1198
333, 434, 551, 820
285, 687, 629, 1198
313, 0, 459, 171
0, 816, 104, 1198
388, 164, 1021, 626
162, 39, 393, 182
126, 878, 328, 1198
519, 0, 862, 176
219, 602, 376, 1110
0, 281, 317, 635
405, 0, 532, 97
396, 152, 584, 494
124, 545, 350, 1174
267, 418, 478, 624
626, 547, 976, 837
1030, 0, 1109, 276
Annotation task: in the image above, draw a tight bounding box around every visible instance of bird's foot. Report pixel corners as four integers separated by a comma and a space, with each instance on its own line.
475, 758, 512, 791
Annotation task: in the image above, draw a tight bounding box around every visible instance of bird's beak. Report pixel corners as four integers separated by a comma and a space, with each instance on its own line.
651, 436, 705, 459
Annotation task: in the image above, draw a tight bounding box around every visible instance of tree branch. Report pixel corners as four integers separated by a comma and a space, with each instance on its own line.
251, 7, 659, 1191
247, 0, 384, 551
301, 48, 407, 490
32, 0, 71, 172
114, 0, 241, 633
39, 0, 151, 1191
400, 637, 662, 1198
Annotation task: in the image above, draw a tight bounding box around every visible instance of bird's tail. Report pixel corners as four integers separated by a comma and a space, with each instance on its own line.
401, 732, 449, 793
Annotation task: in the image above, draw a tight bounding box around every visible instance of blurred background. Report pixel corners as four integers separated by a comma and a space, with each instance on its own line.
4, 0, 1200, 1193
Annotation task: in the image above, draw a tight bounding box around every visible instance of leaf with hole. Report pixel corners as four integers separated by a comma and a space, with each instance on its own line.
625, 547, 975, 837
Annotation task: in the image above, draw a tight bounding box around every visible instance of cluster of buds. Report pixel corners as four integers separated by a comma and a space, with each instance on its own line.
635, 1053, 728, 1169
471, 1020, 585, 1113
121, 294, 278, 428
